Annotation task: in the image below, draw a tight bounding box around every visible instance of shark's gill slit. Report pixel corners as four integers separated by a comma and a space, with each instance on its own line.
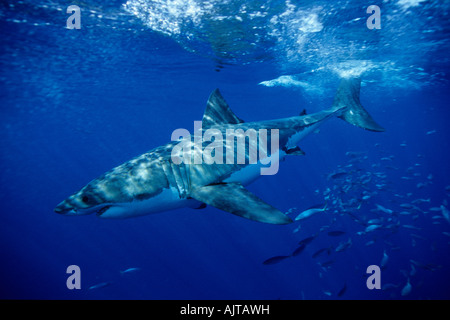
96, 205, 112, 216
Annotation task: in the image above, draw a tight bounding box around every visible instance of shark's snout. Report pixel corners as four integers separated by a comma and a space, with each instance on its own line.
54, 201, 73, 215
54, 198, 110, 216
54, 206, 64, 214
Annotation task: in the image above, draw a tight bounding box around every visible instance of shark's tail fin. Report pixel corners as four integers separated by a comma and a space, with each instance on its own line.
332, 78, 385, 132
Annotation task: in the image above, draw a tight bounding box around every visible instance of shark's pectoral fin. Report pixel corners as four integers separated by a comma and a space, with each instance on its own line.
190, 183, 293, 224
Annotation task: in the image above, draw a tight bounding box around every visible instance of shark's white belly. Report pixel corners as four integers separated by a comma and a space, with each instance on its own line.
98, 187, 196, 219
224, 150, 286, 186
224, 122, 322, 186
223, 164, 262, 186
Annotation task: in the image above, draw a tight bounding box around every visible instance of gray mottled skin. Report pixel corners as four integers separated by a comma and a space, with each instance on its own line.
55, 78, 384, 224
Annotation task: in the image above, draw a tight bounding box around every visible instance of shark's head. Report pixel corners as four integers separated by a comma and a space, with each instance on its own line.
54, 151, 176, 218
54, 159, 174, 219
54, 185, 115, 217
55, 181, 183, 219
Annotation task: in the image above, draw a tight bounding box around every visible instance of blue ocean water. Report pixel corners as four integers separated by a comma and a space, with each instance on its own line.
1, 0, 449, 300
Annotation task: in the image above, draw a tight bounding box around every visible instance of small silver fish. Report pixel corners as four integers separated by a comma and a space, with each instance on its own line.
120, 267, 141, 275
375, 204, 393, 214
365, 224, 381, 233
411, 198, 430, 204
410, 233, 426, 240
263, 255, 291, 265
335, 238, 352, 252
440, 205, 450, 224
88, 282, 111, 290
337, 284, 347, 297
401, 278, 412, 296
409, 264, 416, 276
294, 203, 327, 221
380, 250, 389, 268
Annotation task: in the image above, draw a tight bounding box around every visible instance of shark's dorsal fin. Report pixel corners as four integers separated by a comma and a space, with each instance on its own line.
202, 89, 244, 128
190, 182, 293, 224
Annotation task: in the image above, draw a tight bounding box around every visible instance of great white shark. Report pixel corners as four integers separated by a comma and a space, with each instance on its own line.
55, 78, 384, 224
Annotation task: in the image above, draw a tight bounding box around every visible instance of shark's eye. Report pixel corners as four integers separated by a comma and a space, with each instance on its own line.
82, 196, 90, 204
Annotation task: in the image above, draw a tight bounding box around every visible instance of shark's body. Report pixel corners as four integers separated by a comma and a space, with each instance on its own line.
55, 78, 384, 224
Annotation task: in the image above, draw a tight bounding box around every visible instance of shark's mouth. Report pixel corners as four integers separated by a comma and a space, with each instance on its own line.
55, 202, 114, 216
96, 205, 112, 216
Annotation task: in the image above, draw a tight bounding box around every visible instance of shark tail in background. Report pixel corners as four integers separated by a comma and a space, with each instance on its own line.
332, 77, 385, 132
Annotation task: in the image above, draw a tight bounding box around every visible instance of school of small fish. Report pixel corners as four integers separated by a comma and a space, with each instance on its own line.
263, 145, 449, 298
